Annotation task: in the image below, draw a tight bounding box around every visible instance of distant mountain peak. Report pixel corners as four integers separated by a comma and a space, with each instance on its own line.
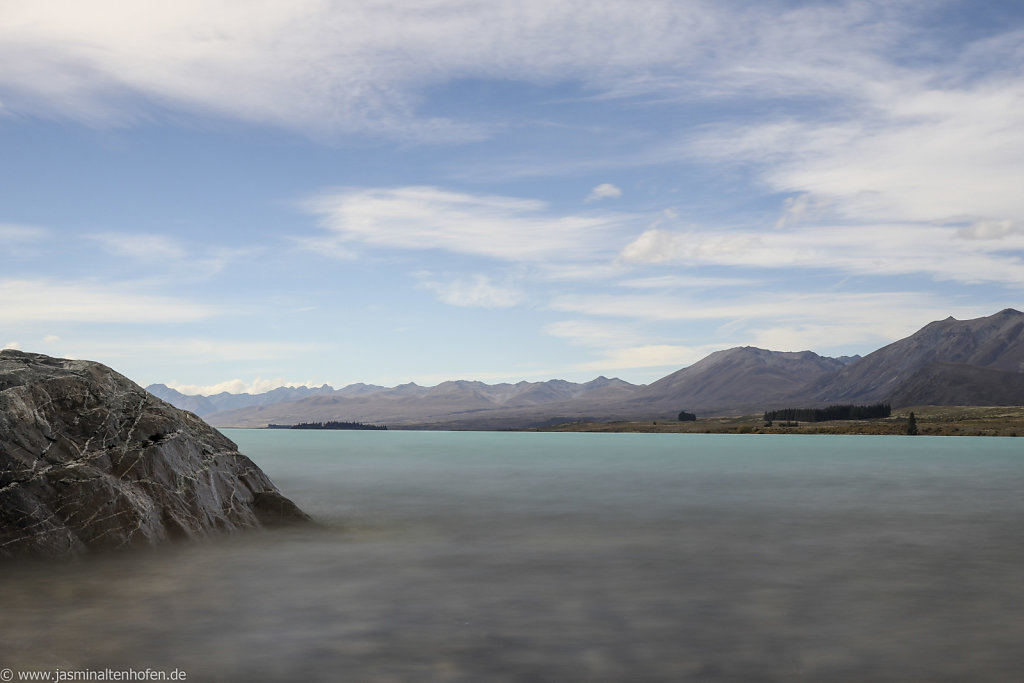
808, 307, 1024, 404
147, 308, 1024, 426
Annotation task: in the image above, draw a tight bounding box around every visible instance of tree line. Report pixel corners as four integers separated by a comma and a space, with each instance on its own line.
267, 421, 388, 430
763, 403, 891, 423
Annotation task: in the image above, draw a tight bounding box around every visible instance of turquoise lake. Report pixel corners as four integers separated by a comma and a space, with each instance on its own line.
2, 432, 1022, 681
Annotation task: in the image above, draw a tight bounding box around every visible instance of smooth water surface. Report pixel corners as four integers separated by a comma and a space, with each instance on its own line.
2, 432, 1022, 681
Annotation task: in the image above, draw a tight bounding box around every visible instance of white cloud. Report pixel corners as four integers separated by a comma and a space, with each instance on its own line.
549, 290, 995, 353
131, 339, 317, 361
746, 324, 873, 355
52, 339, 323, 380
0, 279, 218, 323
0, 223, 47, 241
545, 319, 646, 349
304, 186, 632, 263
416, 273, 525, 308
89, 233, 187, 260
3, 341, 20, 350
775, 193, 831, 229
0, 1, 948, 142
82, 235, 256, 282
573, 344, 722, 372
617, 274, 758, 289
585, 183, 622, 202
957, 220, 1024, 240
533, 262, 632, 282
292, 236, 358, 261
617, 224, 1024, 286
545, 320, 735, 372
677, 56, 1024, 273
42, 335, 60, 343
617, 228, 678, 264
0, 0, 733, 139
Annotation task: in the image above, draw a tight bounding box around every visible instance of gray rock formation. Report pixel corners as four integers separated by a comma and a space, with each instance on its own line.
0, 350, 309, 559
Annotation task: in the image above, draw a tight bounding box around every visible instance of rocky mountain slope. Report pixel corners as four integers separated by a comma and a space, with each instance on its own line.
156, 309, 1024, 428
199, 376, 641, 429
624, 347, 848, 415
885, 362, 1024, 408
146, 377, 640, 419
147, 383, 338, 417
806, 308, 1024, 404
0, 350, 309, 559
197, 348, 850, 428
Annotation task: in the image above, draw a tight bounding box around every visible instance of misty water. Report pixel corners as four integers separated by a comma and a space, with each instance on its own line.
2, 431, 1023, 682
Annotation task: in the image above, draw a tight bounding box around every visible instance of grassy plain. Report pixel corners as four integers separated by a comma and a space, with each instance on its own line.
536, 406, 1024, 437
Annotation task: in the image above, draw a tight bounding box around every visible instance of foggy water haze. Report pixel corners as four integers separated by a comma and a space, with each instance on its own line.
2, 432, 1022, 681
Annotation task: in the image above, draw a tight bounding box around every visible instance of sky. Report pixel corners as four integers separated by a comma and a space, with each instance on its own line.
2, 0, 1024, 394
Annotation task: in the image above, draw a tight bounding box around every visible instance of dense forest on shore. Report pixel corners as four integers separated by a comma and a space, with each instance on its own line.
267, 421, 388, 431
763, 403, 891, 423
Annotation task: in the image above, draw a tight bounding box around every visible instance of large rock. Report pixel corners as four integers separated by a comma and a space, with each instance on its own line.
0, 350, 309, 559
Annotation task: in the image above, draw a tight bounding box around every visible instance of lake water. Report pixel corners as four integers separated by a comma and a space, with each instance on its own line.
2, 432, 1023, 682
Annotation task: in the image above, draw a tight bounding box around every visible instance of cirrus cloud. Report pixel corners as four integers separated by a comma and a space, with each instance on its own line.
0, 0, 951, 142
415, 273, 525, 308
0, 0, 727, 138
618, 224, 1024, 287
0, 279, 218, 323
303, 186, 633, 263
89, 233, 188, 261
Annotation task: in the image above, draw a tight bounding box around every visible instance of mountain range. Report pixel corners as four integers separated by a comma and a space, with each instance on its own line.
146, 309, 1024, 429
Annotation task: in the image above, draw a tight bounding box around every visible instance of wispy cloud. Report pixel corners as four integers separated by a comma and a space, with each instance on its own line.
616, 274, 760, 289
545, 319, 647, 349
957, 219, 1024, 241
83, 232, 260, 283
0, 223, 47, 242
0, 1, 957, 142
415, 273, 525, 308
303, 186, 633, 263
688, 81, 1024, 227
618, 224, 1024, 286
573, 344, 724, 373
585, 183, 622, 202
549, 290, 996, 353
52, 338, 324, 375
4, 0, 1021, 389
0, 279, 218, 323
545, 320, 728, 373
0, 0, 724, 139
89, 233, 187, 260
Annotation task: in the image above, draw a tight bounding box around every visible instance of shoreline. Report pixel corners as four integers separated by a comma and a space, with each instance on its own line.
217, 405, 1024, 436
529, 406, 1024, 437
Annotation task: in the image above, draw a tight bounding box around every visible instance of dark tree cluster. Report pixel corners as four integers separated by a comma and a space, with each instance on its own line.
268, 421, 388, 431
677, 411, 697, 422
762, 403, 891, 423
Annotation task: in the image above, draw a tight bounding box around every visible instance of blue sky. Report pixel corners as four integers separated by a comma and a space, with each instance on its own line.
2, 0, 1024, 393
